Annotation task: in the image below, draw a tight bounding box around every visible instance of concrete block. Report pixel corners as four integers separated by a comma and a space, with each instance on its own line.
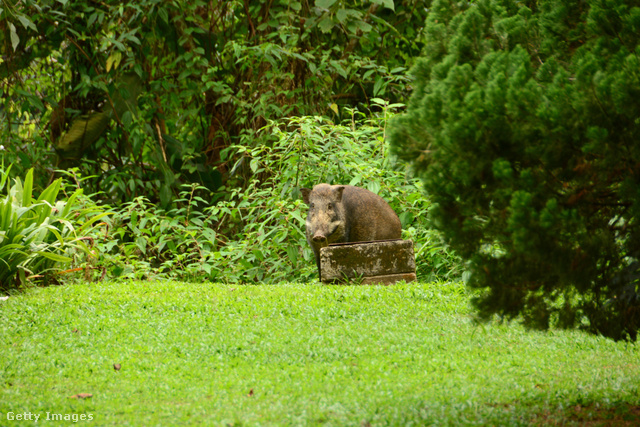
320, 239, 416, 285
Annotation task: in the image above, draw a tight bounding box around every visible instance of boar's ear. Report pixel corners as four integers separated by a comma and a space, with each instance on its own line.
300, 188, 312, 204
334, 186, 345, 202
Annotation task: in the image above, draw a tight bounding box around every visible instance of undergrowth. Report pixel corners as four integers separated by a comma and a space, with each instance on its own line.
76, 111, 461, 284
2, 111, 461, 288
0, 166, 107, 292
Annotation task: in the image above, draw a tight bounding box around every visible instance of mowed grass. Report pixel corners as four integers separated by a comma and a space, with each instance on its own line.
1, 281, 639, 426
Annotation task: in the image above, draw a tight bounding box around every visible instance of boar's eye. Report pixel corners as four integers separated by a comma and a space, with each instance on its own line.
327, 203, 333, 210
310, 202, 315, 209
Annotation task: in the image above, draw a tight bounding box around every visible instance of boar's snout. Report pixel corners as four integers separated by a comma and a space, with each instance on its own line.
312, 233, 327, 243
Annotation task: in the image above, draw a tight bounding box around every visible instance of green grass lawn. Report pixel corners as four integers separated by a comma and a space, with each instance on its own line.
1, 280, 638, 426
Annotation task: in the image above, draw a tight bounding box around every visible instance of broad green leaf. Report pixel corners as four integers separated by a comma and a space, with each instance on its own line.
121, 110, 133, 129
252, 249, 264, 261
367, 181, 381, 195
201, 228, 216, 243
1, 198, 13, 230
0, 244, 27, 257
123, 32, 141, 45
336, 9, 348, 23
363, 69, 376, 80
56, 218, 75, 235
9, 22, 19, 51
318, 17, 334, 33
106, 51, 122, 72
2, 207, 16, 234
136, 236, 147, 254
34, 201, 54, 226
22, 169, 34, 208
56, 113, 110, 161
157, 7, 169, 24
87, 11, 98, 27
373, 77, 385, 96
61, 189, 83, 217
17, 14, 37, 31
288, 210, 305, 225
76, 212, 111, 234
372, 0, 395, 11
356, 21, 372, 33
37, 251, 72, 263
315, 0, 337, 9
71, 238, 93, 256
250, 158, 260, 173
399, 211, 414, 227
329, 60, 347, 79
37, 178, 61, 204
112, 39, 126, 51
239, 259, 253, 270
0, 164, 12, 193
285, 245, 298, 266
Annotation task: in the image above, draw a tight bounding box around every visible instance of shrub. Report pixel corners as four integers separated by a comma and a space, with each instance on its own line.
0, 167, 109, 291
92, 111, 462, 283
1, 0, 427, 206
390, 0, 640, 340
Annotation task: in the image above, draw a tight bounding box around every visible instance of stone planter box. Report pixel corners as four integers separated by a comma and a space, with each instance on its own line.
320, 239, 416, 285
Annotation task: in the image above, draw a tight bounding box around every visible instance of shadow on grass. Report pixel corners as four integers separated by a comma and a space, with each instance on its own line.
526, 403, 640, 426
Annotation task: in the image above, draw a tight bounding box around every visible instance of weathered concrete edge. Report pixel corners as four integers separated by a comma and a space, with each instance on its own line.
322, 272, 417, 286
320, 239, 416, 280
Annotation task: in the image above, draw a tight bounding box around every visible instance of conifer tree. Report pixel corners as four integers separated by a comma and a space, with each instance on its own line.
391, 0, 640, 340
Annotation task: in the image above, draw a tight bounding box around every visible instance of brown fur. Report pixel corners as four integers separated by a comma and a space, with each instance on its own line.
301, 184, 402, 280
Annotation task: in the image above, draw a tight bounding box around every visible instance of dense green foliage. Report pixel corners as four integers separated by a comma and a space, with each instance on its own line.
2, 280, 639, 425
1, 0, 427, 205
0, 1, 463, 288
85, 113, 461, 284
390, 0, 640, 340
1, 110, 461, 289
0, 167, 107, 291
